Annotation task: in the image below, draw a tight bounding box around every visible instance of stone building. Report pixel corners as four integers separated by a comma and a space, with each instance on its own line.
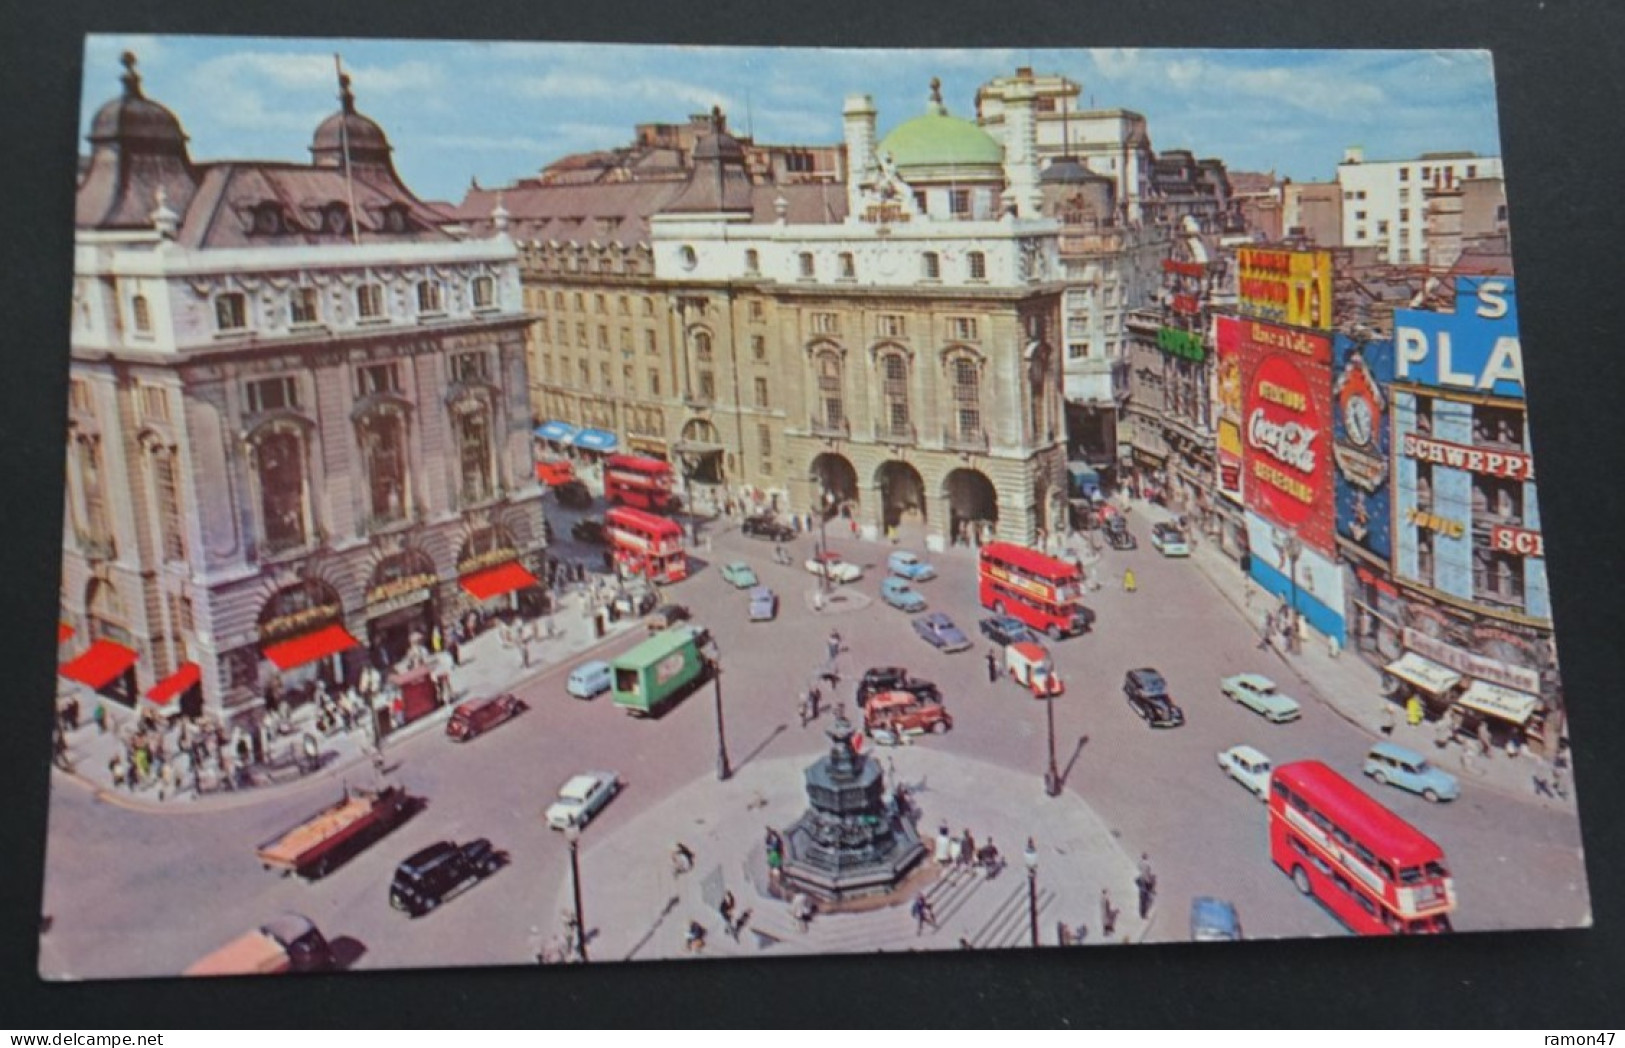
61, 55, 543, 722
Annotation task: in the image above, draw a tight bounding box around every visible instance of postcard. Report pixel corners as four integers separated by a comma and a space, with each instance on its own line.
41, 36, 1589, 979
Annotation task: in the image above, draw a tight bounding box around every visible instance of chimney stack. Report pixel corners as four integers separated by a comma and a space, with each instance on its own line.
1424, 182, 1465, 272
1001, 78, 1043, 219
843, 93, 878, 220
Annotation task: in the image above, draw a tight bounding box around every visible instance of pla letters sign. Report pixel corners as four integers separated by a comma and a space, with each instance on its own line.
1394, 277, 1524, 399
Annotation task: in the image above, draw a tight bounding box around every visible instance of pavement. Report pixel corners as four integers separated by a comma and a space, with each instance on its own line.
545, 743, 1151, 964
51, 587, 643, 814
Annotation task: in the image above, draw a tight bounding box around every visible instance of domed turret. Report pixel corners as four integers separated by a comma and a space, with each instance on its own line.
77, 52, 199, 231
88, 52, 189, 155
663, 107, 754, 214
876, 78, 1003, 182
310, 72, 394, 171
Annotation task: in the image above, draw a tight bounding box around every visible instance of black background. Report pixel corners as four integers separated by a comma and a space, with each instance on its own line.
3, 0, 1621, 1028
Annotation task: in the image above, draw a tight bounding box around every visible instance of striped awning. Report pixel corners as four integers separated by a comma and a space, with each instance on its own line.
1384, 652, 1462, 696
1457, 679, 1540, 725
534, 420, 579, 443
571, 428, 618, 452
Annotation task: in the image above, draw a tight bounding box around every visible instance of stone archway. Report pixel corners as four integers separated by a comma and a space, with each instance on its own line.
676, 417, 725, 486
809, 452, 859, 519
944, 468, 998, 547
875, 460, 927, 531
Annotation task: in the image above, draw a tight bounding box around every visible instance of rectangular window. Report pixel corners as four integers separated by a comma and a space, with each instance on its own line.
140, 384, 170, 422
357, 284, 385, 320
839, 252, 856, 279
417, 281, 444, 314
599, 362, 612, 389
949, 317, 979, 341
799, 252, 816, 279
620, 328, 632, 352
877, 314, 906, 338
357, 363, 401, 396
759, 424, 773, 472
154, 452, 185, 561
215, 293, 247, 332
290, 287, 320, 325
1378, 220, 1390, 235
132, 295, 152, 334
553, 292, 564, 310
1466, 164, 1478, 179
749, 299, 765, 321
754, 376, 769, 407
538, 320, 552, 345
574, 293, 585, 311
1421, 166, 1432, 180
577, 360, 589, 387
69, 379, 92, 413
1355, 210, 1367, 221
598, 325, 609, 350
576, 322, 587, 347
623, 364, 634, 392
618, 295, 630, 316
472, 275, 496, 309
648, 369, 661, 396
698, 370, 715, 400
245, 376, 299, 414
923, 252, 941, 280
951, 189, 970, 215
1356, 190, 1367, 200
751, 334, 766, 360
594, 294, 606, 314
811, 312, 840, 335
643, 296, 655, 316
968, 252, 987, 280
1398, 167, 1410, 182
1399, 208, 1410, 222
1398, 188, 1410, 202
645, 330, 658, 354
450, 351, 490, 384
542, 355, 553, 382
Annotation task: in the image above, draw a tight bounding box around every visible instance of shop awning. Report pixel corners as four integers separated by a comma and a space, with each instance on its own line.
145, 662, 200, 706
534, 420, 579, 443
1384, 652, 1463, 696
60, 638, 139, 689
262, 623, 359, 672
58, 622, 73, 644
460, 561, 539, 601
1456, 679, 1540, 725
571, 428, 618, 452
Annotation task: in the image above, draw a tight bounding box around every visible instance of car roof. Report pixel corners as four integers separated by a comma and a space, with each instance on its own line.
560, 773, 608, 797
869, 691, 922, 708
402, 841, 457, 869
1130, 667, 1166, 683
1190, 897, 1239, 927
1227, 744, 1270, 764
892, 551, 919, 560
1230, 673, 1276, 689
1368, 740, 1427, 763
749, 586, 773, 597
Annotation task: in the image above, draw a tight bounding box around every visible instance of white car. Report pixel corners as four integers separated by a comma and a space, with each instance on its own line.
805, 552, 863, 584
1150, 523, 1190, 557
1219, 673, 1303, 723
545, 771, 621, 830
1216, 745, 1273, 801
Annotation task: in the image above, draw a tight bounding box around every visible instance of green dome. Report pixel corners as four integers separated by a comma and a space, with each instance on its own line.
877, 112, 1003, 173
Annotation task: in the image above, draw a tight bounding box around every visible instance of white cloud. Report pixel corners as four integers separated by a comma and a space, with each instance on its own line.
509, 69, 736, 116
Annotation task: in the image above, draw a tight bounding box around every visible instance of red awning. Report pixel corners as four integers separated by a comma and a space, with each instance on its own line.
145, 662, 201, 706
262, 623, 360, 672
58, 622, 74, 644
60, 638, 139, 689
460, 561, 538, 601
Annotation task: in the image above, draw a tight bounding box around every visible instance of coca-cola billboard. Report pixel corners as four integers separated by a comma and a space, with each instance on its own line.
1223, 315, 1335, 556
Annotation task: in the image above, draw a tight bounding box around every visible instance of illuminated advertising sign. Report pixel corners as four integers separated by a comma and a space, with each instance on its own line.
1237, 247, 1334, 330
1156, 326, 1205, 362
1332, 334, 1394, 562
1214, 317, 1245, 505
1393, 277, 1523, 398
1399, 433, 1535, 481
1221, 315, 1335, 556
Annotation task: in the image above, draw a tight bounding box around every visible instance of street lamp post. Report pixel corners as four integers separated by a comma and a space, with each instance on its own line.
565, 823, 588, 962
709, 642, 733, 781
1277, 529, 1304, 654
1023, 838, 1040, 947
1043, 691, 1061, 797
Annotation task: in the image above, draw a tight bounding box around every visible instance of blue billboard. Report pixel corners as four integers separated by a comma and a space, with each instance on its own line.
1392, 277, 1523, 400
1331, 333, 1394, 562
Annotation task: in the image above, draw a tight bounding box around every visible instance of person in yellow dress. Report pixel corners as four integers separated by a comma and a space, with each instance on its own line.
1123, 568, 1137, 593
1405, 694, 1425, 727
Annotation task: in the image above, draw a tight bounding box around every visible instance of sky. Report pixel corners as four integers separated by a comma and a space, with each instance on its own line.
79, 35, 1505, 205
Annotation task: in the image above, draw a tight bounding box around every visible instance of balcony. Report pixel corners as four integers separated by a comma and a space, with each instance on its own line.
940, 426, 990, 453
872, 421, 917, 445
809, 416, 850, 440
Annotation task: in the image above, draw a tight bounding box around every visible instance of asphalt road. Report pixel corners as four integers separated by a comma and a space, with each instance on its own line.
37, 507, 1589, 979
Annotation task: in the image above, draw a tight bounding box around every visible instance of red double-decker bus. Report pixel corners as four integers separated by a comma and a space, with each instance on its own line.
1269, 760, 1456, 935
604, 454, 677, 512
977, 542, 1093, 639
605, 506, 688, 583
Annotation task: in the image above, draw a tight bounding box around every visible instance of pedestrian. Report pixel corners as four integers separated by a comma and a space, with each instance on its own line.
798, 692, 812, 728
520, 635, 531, 669
1257, 610, 1274, 651
911, 892, 937, 934
448, 634, 462, 667
672, 841, 695, 875
986, 647, 1000, 683
1406, 695, 1424, 727
827, 630, 842, 661
1435, 719, 1453, 750
1135, 853, 1156, 919
1123, 568, 1137, 593
809, 686, 821, 721
959, 828, 976, 867
1057, 921, 1073, 947
685, 921, 707, 954
849, 517, 858, 537
719, 890, 738, 940
1380, 702, 1396, 737
1100, 888, 1118, 937
791, 892, 814, 933
935, 823, 953, 865
390, 693, 405, 731
1477, 721, 1493, 758
92, 702, 107, 734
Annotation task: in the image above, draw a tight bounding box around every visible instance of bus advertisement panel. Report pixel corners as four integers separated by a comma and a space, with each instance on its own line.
977, 542, 1092, 639
605, 505, 688, 583
1269, 760, 1455, 935
604, 454, 677, 512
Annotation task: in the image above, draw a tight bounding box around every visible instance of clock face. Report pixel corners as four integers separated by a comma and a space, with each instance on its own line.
1345, 395, 1374, 447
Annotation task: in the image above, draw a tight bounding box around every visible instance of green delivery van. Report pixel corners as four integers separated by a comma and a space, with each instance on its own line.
611, 626, 710, 716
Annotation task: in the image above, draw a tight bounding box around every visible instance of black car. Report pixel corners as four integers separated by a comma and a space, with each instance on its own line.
741, 514, 796, 542
855, 666, 943, 707
1103, 516, 1137, 550
646, 603, 692, 630
389, 839, 503, 917
570, 518, 607, 544
978, 615, 1038, 648
555, 480, 593, 509
1124, 668, 1186, 728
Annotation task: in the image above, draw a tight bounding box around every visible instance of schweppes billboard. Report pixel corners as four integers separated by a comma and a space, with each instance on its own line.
1238, 246, 1334, 331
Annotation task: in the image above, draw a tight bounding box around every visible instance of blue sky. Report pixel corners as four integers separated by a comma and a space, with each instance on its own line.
81, 36, 1504, 205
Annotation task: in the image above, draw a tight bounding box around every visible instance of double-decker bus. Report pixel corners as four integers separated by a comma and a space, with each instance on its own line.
605, 506, 688, 583
977, 542, 1093, 639
1269, 760, 1456, 935
604, 454, 678, 512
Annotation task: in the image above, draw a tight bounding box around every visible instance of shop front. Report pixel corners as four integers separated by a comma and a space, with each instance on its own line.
364, 552, 440, 670
1381, 650, 1463, 714
456, 531, 542, 624
257, 580, 359, 705
1401, 623, 1551, 753
144, 660, 202, 720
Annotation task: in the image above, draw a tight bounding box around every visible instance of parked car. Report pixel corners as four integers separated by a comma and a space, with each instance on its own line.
1216, 744, 1273, 801
612, 587, 658, 618
880, 576, 928, 612
864, 691, 953, 738
445, 694, 528, 741
1103, 515, 1138, 551
913, 612, 972, 653
554, 480, 593, 509
388, 839, 502, 917
805, 551, 863, 584
886, 550, 937, 581
646, 603, 692, 631
1150, 523, 1190, 557
566, 660, 613, 700
570, 518, 607, 544
1219, 673, 1303, 724
1189, 897, 1243, 942
856, 667, 942, 708
720, 561, 759, 589
978, 615, 1039, 648
1363, 741, 1460, 803
545, 771, 622, 830
1124, 667, 1186, 728
742, 514, 795, 542
748, 586, 779, 622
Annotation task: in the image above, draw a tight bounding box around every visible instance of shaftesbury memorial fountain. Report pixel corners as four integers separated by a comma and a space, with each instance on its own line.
778, 708, 927, 902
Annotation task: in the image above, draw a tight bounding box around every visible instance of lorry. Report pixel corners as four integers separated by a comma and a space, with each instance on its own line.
184, 913, 335, 977
255, 783, 414, 879
610, 626, 710, 717
1006, 641, 1064, 698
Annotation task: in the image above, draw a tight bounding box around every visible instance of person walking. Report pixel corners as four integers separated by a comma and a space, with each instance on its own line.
808, 685, 821, 721
826, 630, 842, 662
1135, 853, 1156, 919
1123, 568, 1137, 593
911, 892, 937, 935
959, 829, 976, 868
718, 890, 738, 941
1257, 610, 1274, 651
1406, 695, 1424, 727
985, 647, 1000, 683
791, 892, 814, 933
92, 702, 107, 735
1380, 702, 1396, 737
1100, 888, 1119, 937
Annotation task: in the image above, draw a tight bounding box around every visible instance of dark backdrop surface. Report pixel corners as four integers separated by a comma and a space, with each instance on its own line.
2, 0, 1621, 1028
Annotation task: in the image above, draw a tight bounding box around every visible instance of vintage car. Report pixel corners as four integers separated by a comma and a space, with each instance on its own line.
646, 603, 692, 631
1124, 667, 1186, 728
863, 691, 953, 739
1103, 515, 1138, 551
880, 576, 928, 613
1220, 673, 1303, 723
885, 550, 937, 581
445, 694, 528, 741
1189, 897, 1243, 942
856, 667, 943, 708
554, 480, 594, 509
1216, 744, 1274, 801
979, 615, 1039, 648
719, 561, 759, 589
1150, 522, 1190, 557
913, 612, 971, 653
1364, 741, 1460, 803
748, 586, 779, 622
570, 517, 607, 544
545, 771, 622, 830
1006, 641, 1063, 698
566, 660, 613, 700
805, 551, 863, 584
741, 514, 796, 542
388, 839, 503, 917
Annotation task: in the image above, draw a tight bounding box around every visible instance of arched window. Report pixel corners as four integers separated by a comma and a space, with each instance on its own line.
881, 352, 910, 439
817, 351, 845, 430
951, 356, 982, 442
454, 400, 496, 505
357, 408, 410, 527
694, 330, 713, 362
255, 427, 309, 554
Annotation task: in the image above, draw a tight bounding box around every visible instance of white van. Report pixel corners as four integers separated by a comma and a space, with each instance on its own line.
566, 660, 612, 699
